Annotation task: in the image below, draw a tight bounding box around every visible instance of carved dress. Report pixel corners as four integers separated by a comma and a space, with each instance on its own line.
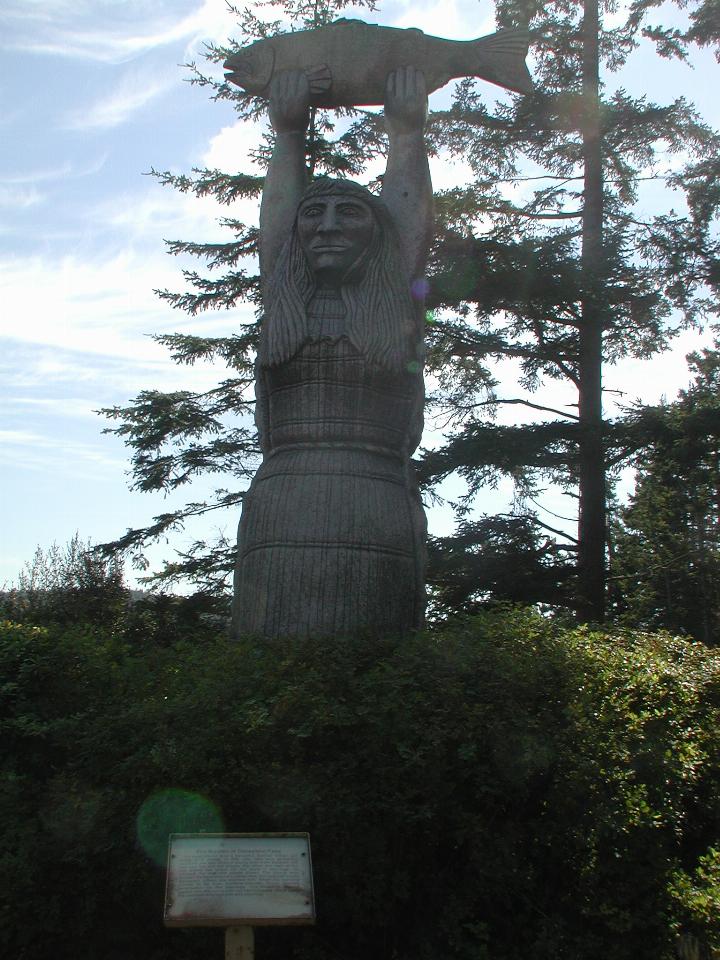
232, 287, 426, 638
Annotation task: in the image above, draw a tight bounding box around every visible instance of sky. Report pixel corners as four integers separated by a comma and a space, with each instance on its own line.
1, 0, 717, 589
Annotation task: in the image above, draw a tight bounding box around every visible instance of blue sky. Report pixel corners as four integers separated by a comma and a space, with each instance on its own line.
1, 0, 717, 588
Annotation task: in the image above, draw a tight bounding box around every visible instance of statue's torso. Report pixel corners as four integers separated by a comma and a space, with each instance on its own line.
261, 287, 420, 454
232, 290, 426, 639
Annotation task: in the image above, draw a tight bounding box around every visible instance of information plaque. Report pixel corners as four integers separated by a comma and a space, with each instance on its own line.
164, 833, 315, 927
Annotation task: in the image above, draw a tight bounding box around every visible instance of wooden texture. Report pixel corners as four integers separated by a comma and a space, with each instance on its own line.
232, 63, 433, 639
224, 19, 532, 106
226, 926, 254, 960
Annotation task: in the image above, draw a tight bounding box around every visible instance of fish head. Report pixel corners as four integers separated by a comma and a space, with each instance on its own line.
224, 40, 275, 94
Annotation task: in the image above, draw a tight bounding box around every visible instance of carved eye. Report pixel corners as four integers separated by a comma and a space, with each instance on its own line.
233, 49, 256, 75
300, 204, 323, 218
338, 203, 365, 217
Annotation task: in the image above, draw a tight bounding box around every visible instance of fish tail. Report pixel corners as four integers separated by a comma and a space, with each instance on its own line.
473, 26, 533, 95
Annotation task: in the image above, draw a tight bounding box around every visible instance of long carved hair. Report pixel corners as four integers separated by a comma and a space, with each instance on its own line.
258, 178, 421, 372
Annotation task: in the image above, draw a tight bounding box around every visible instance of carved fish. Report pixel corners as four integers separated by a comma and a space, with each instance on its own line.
224, 18, 532, 107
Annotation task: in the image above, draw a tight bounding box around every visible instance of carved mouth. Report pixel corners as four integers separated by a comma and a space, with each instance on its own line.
223, 45, 273, 91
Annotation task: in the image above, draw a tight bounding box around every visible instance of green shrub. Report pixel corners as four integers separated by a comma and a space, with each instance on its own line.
1, 610, 718, 960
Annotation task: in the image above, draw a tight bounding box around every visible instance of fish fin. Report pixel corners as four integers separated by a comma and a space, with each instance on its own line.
473, 26, 533, 95
305, 64, 332, 95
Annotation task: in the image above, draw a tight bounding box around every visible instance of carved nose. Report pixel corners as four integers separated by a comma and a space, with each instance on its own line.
317, 207, 339, 232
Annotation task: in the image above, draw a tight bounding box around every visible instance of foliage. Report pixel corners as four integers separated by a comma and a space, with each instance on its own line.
609, 344, 720, 644
427, 514, 576, 615
2, 607, 720, 960
420, 0, 720, 618
1, 533, 127, 627
671, 848, 720, 952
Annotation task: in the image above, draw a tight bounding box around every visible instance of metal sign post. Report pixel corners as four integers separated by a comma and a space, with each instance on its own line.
164, 833, 315, 959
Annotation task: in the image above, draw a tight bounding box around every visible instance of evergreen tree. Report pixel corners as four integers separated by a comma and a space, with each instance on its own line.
610, 344, 720, 644
419, 0, 720, 619
100, 0, 720, 617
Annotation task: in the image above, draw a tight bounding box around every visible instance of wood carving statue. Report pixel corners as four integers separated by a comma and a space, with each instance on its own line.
226, 21, 531, 638
230, 63, 432, 639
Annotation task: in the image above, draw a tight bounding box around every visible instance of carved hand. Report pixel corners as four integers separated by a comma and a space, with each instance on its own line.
384, 66, 428, 137
268, 70, 311, 134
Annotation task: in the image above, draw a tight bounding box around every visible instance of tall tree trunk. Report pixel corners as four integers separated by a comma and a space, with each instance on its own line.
577, 0, 606, 621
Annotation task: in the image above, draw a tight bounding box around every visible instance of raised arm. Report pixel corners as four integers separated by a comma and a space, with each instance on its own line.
381, 66, 433, 280
259, 71, 311, 283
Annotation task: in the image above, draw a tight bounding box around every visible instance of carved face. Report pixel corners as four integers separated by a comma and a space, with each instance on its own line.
297, 195, 375, 284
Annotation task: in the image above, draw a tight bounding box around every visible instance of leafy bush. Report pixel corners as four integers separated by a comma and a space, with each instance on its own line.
1, 610, 718, 960
1, 535, 127, 628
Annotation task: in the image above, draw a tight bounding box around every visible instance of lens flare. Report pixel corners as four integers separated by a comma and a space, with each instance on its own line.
136, 788, 224, 867
410, 277, 430, 300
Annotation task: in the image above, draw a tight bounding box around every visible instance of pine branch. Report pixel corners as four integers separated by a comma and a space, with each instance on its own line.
147, 167, 263, 204
154, 270, 260, 314
494, 398, 580, 421
164, 230, 259, 269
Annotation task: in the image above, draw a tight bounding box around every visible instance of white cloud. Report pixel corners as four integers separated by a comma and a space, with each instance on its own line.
0, 427, 125, 473
0, 246, 248, 370
202, 119, 266, 176
5, 156, 109, 186
0, 185, 44, 209
0, 153, 257, 404
389, 0, 495, 40
93, 174, 256, 260
5, 396, 105, 420
0, 342, 222, 419
0, 428, 47, 446
0, 94, 260, 398
2, 446, 123, 482
3, 162, 75, 184
62, 70, 176, 130
429, 151, 474, 192
607, 328, 715, 409
2, 0, 241, 64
